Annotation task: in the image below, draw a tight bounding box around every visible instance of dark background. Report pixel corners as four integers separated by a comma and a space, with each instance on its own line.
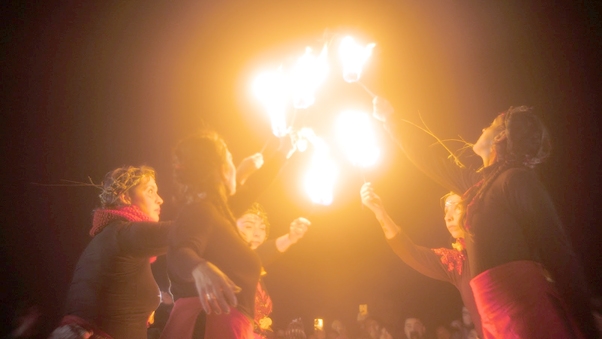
2, 1, 601, 337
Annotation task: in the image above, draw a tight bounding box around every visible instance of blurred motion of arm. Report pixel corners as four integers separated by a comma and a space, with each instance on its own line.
236, 153, 264, 186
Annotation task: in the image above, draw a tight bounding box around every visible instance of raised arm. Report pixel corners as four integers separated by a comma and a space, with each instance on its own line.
360, 182, 400, 239
255, 217, 310, 267
168, 203, 240, 314
275, 217, 310, 253
229, 136, 291, 217
360, 182, 458, 282
117, 221, 172, 257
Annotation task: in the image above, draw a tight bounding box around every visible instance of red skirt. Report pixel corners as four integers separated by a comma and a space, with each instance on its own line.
159, 297, 253, 339
470, 260, 585, 339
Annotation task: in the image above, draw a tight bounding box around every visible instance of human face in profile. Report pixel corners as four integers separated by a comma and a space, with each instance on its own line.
444, 194, 465, 239
473, 114, 505, 166
127, 176, 163, 221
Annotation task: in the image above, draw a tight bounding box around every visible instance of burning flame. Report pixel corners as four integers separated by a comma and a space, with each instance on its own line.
338, 36, 375, 83
301, 129, 337, 205
290, 45, 329, 109
253, 68, 290, 137
336, 110, 380, 167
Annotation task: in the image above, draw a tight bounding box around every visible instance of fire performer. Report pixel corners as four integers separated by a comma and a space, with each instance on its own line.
360, 186, 484, 337
373, 98, 598, 338
236, 203, 310, 339
160, 131, 262, 339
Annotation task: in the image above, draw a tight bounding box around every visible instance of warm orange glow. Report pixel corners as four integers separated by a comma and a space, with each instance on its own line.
290, 45, 329, 109
253, 68, 290, 137
336, 110, 380, 167
293, 127, 315, 152
314, 318, 324, 331
338, 36, 376, 83
303, 130, 337, 206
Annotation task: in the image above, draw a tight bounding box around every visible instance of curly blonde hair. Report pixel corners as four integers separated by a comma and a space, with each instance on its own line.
98, 165, 156, 208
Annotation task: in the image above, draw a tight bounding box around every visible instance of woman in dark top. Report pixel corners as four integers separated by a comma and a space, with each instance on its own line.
50, 165, 170, 339
373, 99, 598, 338
160, 131, 262, 339
236, 203, 310, 338
360, 186, 483, 337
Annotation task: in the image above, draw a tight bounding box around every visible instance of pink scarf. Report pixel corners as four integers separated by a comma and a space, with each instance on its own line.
90, 205, 152, 236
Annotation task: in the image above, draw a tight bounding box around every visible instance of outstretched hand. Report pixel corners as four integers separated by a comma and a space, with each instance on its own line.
192, 261, 241, 315
360, 182, 385, 214
236, 153, 264, 185
372, 96, 395, 123
288, 217, 311, 243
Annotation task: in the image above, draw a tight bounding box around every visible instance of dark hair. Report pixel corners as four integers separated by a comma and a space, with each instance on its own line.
99, 165, 156, 208
173, 130, 234, 222
463, 106, 551, 231
492, 106, 551, 168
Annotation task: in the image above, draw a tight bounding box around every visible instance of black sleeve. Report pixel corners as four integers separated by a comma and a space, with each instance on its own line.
168, 204, 215, 282
116, 221, 172, 257
383, 117, 481, 195
386, 232, 458, 283
229, 150, 288, 217
254, 239, 283, 267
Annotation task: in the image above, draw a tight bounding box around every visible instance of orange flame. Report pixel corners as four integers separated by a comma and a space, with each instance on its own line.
338, 36, 375, 83
290, 45, 329, 109
336, 110, 380, 167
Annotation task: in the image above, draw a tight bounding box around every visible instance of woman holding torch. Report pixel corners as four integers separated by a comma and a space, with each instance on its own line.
160, 131, 262, 339
373, 99, 598, 338
360, 187, 483, 338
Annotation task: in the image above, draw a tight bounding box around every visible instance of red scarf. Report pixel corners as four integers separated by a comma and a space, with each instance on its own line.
90, 205, 153, 236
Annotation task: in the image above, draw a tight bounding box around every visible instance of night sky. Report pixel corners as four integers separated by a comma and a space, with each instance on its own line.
2, 1, 601, 338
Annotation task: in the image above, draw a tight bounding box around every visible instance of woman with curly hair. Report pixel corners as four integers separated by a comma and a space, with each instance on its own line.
50, 165, 168, 339
236, 203, 310, 338
373, 99, 598, 338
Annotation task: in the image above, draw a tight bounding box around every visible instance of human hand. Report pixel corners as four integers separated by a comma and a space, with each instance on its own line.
288, 217, 310, 243
192, 261, 241, 315
360, 182, 384, 214
237, 153, 264, 185
160, 290, 174, 305
372, 96, 394, 123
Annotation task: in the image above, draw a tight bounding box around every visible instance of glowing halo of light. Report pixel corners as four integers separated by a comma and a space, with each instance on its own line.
252, 67, 290, 137
338, 36, 376, 83
249, 33, 380, 205
304, 149, 337, 206
336, 110, 381, 168
290, 45, 329, 109
298, 128, 337, 205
